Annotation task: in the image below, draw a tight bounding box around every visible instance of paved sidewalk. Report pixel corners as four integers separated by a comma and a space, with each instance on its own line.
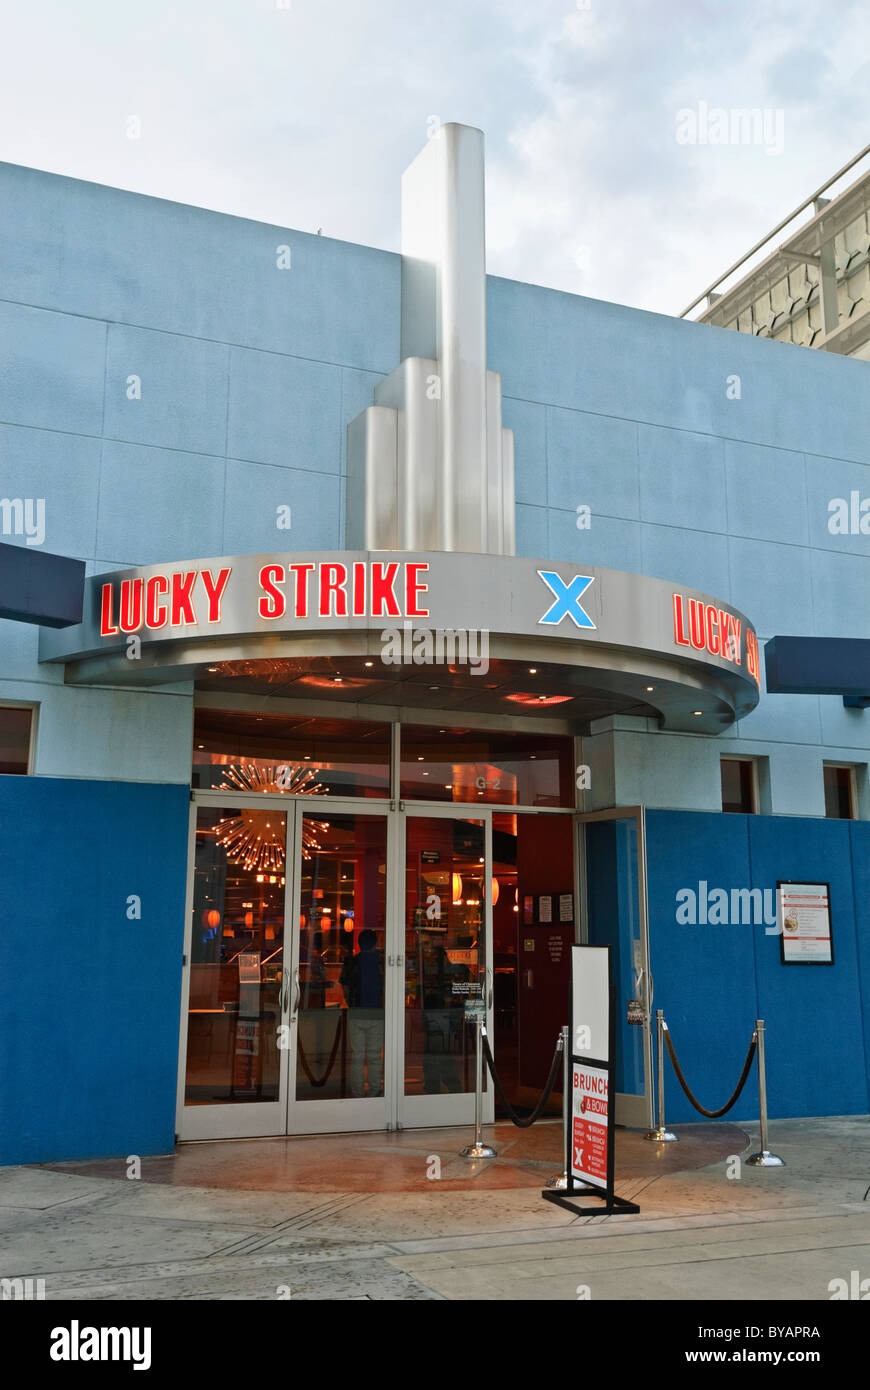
1, 1116, 868, 1300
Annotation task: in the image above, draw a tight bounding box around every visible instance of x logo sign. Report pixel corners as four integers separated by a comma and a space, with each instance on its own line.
537, 571, 596, 629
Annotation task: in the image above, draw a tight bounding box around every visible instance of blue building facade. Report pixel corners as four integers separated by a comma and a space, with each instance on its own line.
2, 139, 869, 1163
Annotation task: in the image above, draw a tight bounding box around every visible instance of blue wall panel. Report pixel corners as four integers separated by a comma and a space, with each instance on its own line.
645, 809, 870, 1123
644, 810, 758, 1124
0, 777, 189, 1164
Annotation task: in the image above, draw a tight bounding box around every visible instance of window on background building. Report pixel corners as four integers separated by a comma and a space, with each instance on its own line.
720, 757, 756, 814
0, 706, 33, 775
823, 764, 855, 820
399, 725, 575, 807
191, 709, 390, 798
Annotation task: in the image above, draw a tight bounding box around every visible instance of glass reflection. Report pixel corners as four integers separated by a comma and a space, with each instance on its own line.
404, 818, 486, 1095
185, 807, 285, 1105
295, 814, 387, 1102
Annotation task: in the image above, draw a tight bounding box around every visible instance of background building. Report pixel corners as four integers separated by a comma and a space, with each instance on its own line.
683, 145, 870, 360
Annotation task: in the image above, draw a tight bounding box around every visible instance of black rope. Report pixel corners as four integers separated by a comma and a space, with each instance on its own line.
664, 1025, 757, 1119
482, 1033, 563, 1128
296, 1010, 346, 1088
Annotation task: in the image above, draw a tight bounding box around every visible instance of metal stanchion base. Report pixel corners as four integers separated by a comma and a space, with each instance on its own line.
645, 1128, 678, 1142
460, 1142, 497, 1159
746, 1149, 785, 1167
546, 1171, 568, 1190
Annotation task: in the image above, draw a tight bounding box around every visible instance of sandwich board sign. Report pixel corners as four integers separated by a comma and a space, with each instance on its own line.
542, 943, 639, 1216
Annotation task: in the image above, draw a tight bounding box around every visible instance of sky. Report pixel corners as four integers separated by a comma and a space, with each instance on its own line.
1, 0, 868, 316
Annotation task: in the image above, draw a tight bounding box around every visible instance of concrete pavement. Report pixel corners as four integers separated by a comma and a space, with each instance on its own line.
1, 1116, 868, 1300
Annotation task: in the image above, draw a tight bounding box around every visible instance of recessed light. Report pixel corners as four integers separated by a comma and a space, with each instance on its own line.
693, 710, 703, 716
529, 667, 537, 674
646, 686, 654, 693
197, 745, 204, 750
417, 756, 424, 761
422, 771, 429, 776
429, 686, 439, 691
364, 661, 373, 668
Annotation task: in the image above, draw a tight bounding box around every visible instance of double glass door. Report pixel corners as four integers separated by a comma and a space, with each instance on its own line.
177, 797, 493, 1139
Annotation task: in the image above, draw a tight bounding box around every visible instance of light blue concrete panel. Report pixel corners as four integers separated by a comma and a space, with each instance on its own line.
804, 453, 870, 558
818, 696, 870, 752
810, 548, 870, 639
228, 348, 342, 473
638, 425, 726, 530
727, 536, 814, 635
32, 686, 193, 782
104, 325, 229, 456
641, 523, 730, 596
0, 424, 101, 558
735, 691, 822, 747
487, 274, 870, 464
613, 730, 722, 811
0, 619, 45, 686
515, 503, 548, 558
96, 441, 225, 565
546, 408, 639, 516
502, 396, 546, 506
223, 459, 340, 554
724, 440, 808, 545
0, 164, 400, 370
548, 508, 642, 573
765, 745, 826, 817
0, 300, 105, 435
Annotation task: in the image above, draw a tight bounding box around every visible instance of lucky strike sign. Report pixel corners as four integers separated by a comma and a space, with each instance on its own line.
99, 560, 431, 636
673, 591, 760, 688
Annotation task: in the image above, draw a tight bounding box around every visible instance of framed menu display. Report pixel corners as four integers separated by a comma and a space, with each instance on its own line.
777, 881, 833, 965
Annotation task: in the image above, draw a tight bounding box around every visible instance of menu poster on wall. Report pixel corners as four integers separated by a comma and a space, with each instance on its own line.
778, 881, 834, 965
559, 893, 573, 923
538, 895, 552, 923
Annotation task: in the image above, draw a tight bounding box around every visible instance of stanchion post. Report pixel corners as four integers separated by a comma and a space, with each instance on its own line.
746, 1019, 784, 1167
645, 1008, 678, 1142
460, 1015, 497, 1159
546, 1026, 570, 1190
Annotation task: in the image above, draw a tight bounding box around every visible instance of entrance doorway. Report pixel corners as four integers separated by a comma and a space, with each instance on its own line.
176, 797, 495, 1137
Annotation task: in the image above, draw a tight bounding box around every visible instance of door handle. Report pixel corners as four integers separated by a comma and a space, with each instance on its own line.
291, 967, 300, 1020
278, 967, 290, 1014
486, 965, 493, 1010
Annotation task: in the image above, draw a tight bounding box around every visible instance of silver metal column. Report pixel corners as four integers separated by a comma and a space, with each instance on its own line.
546, 1026, 570, 1189
746, 1020, 785, 1167
460, 1017, 497, 1159
645, 1009, 677, 1142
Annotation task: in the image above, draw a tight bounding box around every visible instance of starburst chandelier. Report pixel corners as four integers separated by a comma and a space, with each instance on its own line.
215, 763, 328, 869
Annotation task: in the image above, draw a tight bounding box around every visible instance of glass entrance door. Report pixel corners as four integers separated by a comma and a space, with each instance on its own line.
179, 800, 290, 1140
178, 797, 392, 1139
400, 811, 494, 1128
289, 804, 391, 1133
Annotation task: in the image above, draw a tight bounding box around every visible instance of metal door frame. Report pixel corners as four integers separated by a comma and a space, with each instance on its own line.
397, 801, 495, 1130
575, 806, 654, 1131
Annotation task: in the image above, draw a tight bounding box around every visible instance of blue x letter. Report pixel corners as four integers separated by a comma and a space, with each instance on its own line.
537, 571, 596, 629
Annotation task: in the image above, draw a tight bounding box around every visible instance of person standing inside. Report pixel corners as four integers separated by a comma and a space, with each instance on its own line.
339, 929, 385, 1097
